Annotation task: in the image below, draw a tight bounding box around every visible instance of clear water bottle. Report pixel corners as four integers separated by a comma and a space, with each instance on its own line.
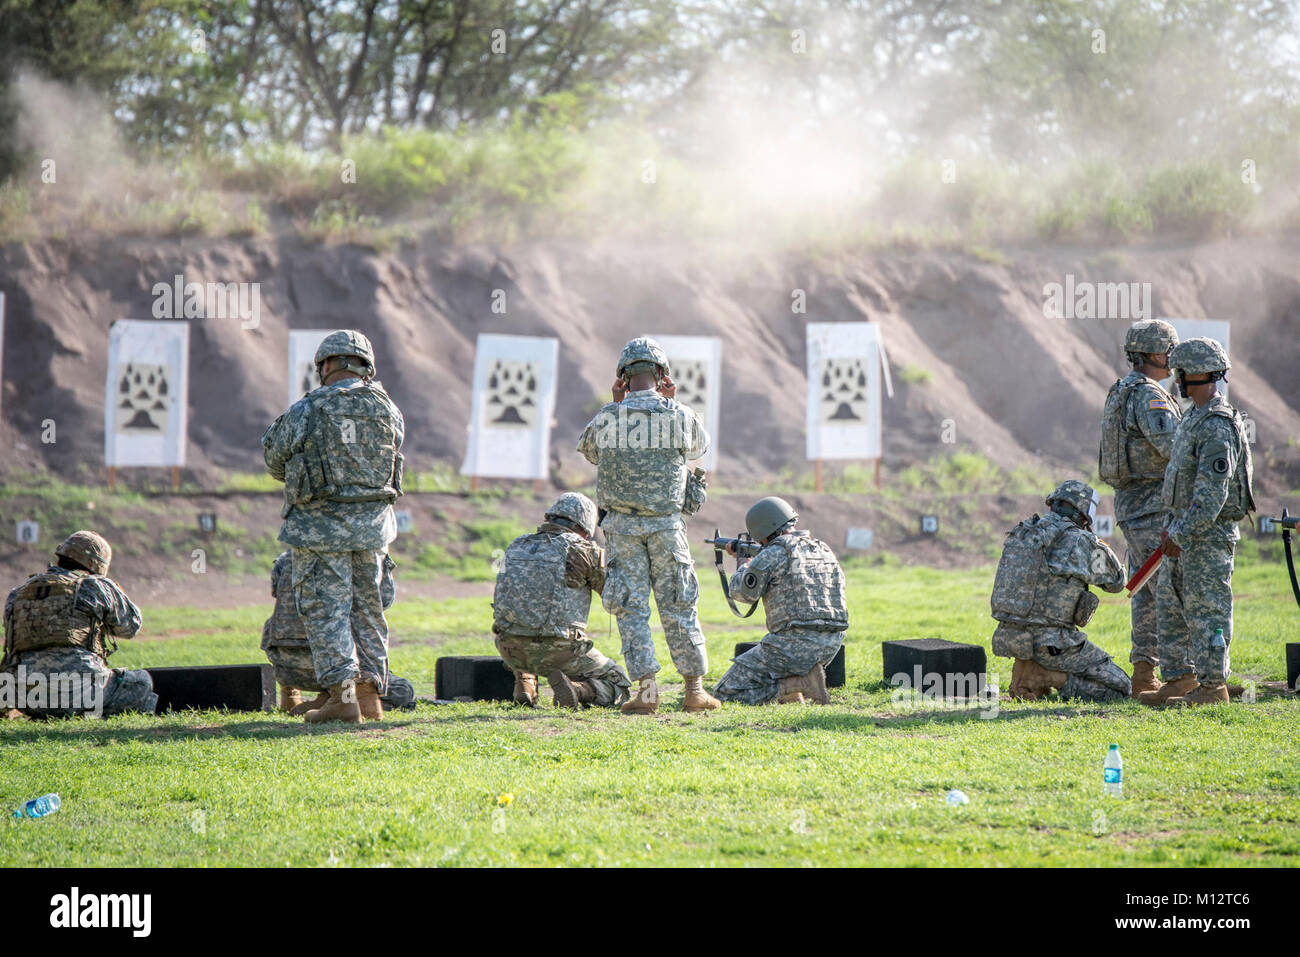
13, 793, 61, 820
1211, 628, 1227, 677
1103, 745, 1123, 797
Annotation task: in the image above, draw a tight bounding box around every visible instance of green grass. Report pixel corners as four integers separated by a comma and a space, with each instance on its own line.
2, 553, 1297, 867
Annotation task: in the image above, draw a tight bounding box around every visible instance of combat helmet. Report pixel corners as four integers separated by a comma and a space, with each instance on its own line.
1168, 337, 1229, 377
545, 492, 599, 537
746, 496, 798, 543
1045, 480, 1100, 528
55, 530, 112, 576
315, 330, 376, 378
617, 337, 671, 380
1124, 319, 1178, 359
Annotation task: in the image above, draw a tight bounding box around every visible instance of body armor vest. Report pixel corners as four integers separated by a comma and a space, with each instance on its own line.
991, 515, 1093, 628
596, 400, 691, 516
762, 534, 849, 634
492, 530, 594, 639
6, 570, 104, 658
1099, 375, 1173, 487
1163, 404, 1255, 522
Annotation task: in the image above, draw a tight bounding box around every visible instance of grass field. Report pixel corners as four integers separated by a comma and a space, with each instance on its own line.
2, 552, 1297, 867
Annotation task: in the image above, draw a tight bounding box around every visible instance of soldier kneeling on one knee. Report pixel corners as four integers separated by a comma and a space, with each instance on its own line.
991, 481, 1131, 703
2, 531, 157, 719
713, 497, 848, 706
492, 493, 632, 710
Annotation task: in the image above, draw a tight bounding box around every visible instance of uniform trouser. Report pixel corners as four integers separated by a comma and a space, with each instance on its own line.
264, 645, 414, 708
993, 624, 1131, 702
6, 649, 157, 718
291, 546, 389, 693
1119, 521, 1164, 666
713, 628, 845, 705
603, 524, 708, 680
494, 634, 632, 707
1155, 536, 1235, 686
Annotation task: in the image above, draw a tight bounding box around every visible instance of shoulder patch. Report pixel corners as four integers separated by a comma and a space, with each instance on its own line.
1147, 398, 1170, 410
1212, 457, 1230, 474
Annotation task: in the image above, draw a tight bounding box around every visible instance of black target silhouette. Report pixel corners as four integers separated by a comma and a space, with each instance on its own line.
115, 362, 170, 432
820, 358, 870, 423
486, 359, 538, 428
674, 359, 709, 413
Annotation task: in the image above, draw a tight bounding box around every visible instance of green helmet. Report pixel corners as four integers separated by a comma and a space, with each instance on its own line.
545, 492, 599, 537
746, 496, 798, 542
55, 530, 112, 576
617, 337, 671, 379
1045, 480, 1100, 527
314, 330, 376, 378
1124, 319, 1178, 356
1168, 336, 1229, 376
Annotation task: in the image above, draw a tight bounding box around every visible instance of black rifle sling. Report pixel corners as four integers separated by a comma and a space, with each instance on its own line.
714, 546, 759, 619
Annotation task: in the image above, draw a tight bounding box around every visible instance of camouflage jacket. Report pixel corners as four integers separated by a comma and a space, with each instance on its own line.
1101, 370, 1181, 525
1162, 394, 1254, 545
492, 522, 605, 640
729, 531, 849, 634
3, 565, 142, 668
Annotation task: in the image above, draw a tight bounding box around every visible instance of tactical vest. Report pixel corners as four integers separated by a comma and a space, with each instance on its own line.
1163, 404, 1255, 522
6, 570, 105, 658
595, 400, 692, 516
492, 530, 593, 639
1099, 375, 1173, 487
283, 382, 402, 513
762, 534, 849, 634
991, 515, 1093, 628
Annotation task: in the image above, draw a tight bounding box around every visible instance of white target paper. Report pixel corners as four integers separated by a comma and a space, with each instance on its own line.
649, 334, 721, 471
104, 320, 189, 467
461, 334, 558, 480
1158, 318, 1231, 404
287, 329, 333, 407
806, 322, 882, 461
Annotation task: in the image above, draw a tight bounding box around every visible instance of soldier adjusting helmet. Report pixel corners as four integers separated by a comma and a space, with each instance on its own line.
746, 496, 798, 543
1045, 480, 1100, 529
55, 530, 112, 576
1168, 336, 1229, 377
617, 337, 671, 380
545, 492, 599, 537
1124, 319, 1178, 364
314, 329, 376, 379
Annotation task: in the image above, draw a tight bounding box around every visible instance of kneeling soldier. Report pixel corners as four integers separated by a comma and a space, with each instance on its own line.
2, 531, 156, 718
493, 493, 631, 709
713, 497, 848, 705
991, 481, 1131, 702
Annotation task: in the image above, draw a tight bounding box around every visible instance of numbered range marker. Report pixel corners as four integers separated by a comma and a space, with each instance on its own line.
1259, 516, 1276, 534
1094, 515, 1114, 537
394, 509, 414, 534
16, 520, 39, 544
197, 513, 218, 534
920, 515, 939, 535
845, 527, 874, 550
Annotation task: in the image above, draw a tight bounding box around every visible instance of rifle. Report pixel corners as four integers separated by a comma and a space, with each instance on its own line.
704, 529, 760, 618
1264, 508, 1300, 612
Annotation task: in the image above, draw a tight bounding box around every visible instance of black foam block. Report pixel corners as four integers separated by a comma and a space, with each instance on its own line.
435, 655, 515, 701
733, 641, 846, 687
881, 638, 987, 685
1287, 644, 1299, 692
146, 664, 276, 713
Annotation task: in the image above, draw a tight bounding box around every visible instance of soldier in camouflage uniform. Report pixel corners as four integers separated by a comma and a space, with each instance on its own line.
577, 337, 720, 714
261, 551, 415, 715
713, 498, 848, 705
2, 531, 156, 718
991, 481, 1132, 702
1099, 319, 1182, 696
1143, 337, 1254, 707
262, 330, 405, 724
492, 493, 631, 709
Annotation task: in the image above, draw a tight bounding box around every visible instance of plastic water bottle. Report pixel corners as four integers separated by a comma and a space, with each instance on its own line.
1103, 745, 1123, 797
1211, 628, 1227, 677
13, 793, 61, 820
945, 789, 969, 806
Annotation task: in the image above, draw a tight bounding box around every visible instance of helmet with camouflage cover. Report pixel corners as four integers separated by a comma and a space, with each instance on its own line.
616, 337, 671, 380
314, 330, 376, 378
1168, 336, 1229, 377
1124, 319, 1178, 357
1045, 480, 1100, 528
545, 492, 599, 537
746, 496, 798, 543
55, 530, 112, 576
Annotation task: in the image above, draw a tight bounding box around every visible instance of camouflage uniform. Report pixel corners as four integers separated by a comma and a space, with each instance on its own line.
1100, 370, 1181, 666
262, 375, 405, 694
713, 531, 848, 704
2, 565, 156, 717
991, 512, 1132, 701
1156, 395, 1254, 686
261, 552, 414, 709
577, 389, 710, 680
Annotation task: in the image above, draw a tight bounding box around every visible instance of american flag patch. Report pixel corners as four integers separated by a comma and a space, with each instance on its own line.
1148, 398, 1170, 410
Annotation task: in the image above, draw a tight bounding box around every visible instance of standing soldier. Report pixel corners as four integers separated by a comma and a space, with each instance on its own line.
577, 337, 720, 714
492, 492, 632, 709
1143, 338, 1254, 707
2, 531, 156, 718
991, 481, 1132, 702
712, 497, 848, 705
1099, 319, 1181, 696
262, 330, 405, 724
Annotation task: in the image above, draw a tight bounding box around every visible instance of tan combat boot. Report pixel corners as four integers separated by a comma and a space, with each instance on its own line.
1007, 659, 1031, 699
1130, 662, 1161, 698
356, 680, 384, 721
777, 676, 805, 704
1138, 673, 1197, 707
513, 673, 538, 708
799, 663, 831, 705
279, 686, 304, 714
304, 680, 363, 724
682, 676, 722, 713
550, 671, 596, 710
1011, 660, 1067, 701
291, 689, 329, 717
1168, 683, 1230, 707
621, 676, 659, 715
